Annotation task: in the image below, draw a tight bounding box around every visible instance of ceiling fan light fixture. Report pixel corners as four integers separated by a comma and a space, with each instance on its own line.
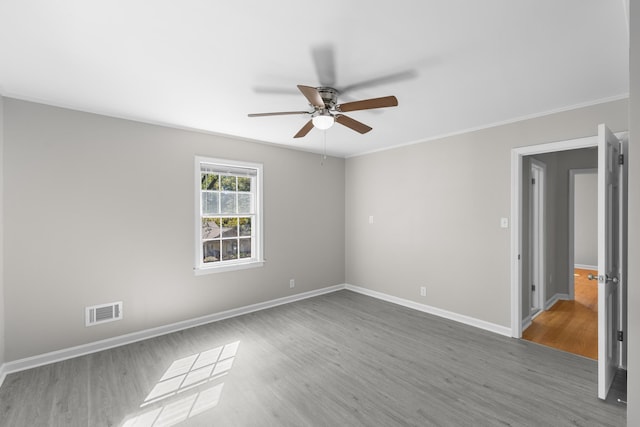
312, 114, 334, 130
248, 84, 398, 138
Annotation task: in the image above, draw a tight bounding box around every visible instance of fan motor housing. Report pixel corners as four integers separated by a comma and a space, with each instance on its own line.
317, 87, 339, 109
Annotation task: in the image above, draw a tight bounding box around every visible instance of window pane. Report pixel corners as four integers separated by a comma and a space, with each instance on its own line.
221, 218, 238, 238
221, 175, 236, 191
201, 173, 219, 191
221, 193, 236, 214
203, 240, 220, 263
237, 177, 251, 192
238, 194, 252, 214
239, 218, 251, 236
239, 238, 251, 258
202, 192, 219, 215
221, 240, 237, 261
202, 218, 221, 239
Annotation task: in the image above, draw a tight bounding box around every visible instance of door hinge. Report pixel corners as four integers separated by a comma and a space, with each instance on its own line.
531, 178, 536, 185
617, 330, 624, 342
531, 284, 536, 291
619, 154, 624, 165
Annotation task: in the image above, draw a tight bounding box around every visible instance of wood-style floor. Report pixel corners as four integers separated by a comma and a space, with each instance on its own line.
0, 290, 625, 426
523, 268, 598, 359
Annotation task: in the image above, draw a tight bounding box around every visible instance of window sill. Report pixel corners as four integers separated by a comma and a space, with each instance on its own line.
194, 260, 265, 275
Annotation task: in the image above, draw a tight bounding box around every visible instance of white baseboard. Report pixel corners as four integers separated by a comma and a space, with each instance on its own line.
545, 293, 571, 311
0, 364, 6, 389
345, 284, 512, 337
521, 315, 533, 331
575, 264, 597, 271
0, 283, 516, 385
0, 284, 345, 381
518, 293, 571, 334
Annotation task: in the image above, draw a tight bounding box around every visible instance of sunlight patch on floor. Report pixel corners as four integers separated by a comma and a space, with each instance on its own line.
121, 340, 239, 427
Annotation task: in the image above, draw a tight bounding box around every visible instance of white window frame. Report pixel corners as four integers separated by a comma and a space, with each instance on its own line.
194, 156, 264, 275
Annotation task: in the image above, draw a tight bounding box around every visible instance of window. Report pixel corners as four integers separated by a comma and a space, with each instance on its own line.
195, 157, 263, 274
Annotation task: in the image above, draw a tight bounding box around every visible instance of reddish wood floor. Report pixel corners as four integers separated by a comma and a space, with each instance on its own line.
522, 268, 598, 359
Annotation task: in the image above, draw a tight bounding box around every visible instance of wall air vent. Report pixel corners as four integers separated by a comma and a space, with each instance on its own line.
85, 301, 123, 327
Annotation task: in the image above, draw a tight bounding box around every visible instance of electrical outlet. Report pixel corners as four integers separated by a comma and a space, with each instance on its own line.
420, 286, 426, 297
289, 279, 295, 288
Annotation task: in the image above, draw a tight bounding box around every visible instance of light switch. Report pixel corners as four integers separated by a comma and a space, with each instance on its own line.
369, 215, 374, 224
500, 217, 509, 228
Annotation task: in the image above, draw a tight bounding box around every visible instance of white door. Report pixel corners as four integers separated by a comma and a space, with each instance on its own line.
597, 124, 622, 400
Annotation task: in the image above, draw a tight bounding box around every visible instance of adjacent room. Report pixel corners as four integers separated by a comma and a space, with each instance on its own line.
1, 1, 639, 426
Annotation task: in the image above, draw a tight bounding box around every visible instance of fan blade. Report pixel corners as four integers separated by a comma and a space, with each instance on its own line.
335, 114, 372, 134
248, 111, 309, 117
340, 70, 417, 94
311, 44, 336, 87
337, 96, 398, 113
294, 120, 315, 138
297, 85, 325, 108
252, 86, 300, 95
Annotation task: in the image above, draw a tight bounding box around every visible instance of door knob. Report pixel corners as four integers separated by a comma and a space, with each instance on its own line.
587, 273, 618, 284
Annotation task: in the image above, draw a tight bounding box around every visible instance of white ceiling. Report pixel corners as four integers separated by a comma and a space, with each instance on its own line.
0, 1, 629, 158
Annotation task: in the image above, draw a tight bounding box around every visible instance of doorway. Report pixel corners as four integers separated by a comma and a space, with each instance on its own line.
520, 152, 598, 360
510, 127, 628, 400
522, 168, 599, 360
510, 137, 599, 337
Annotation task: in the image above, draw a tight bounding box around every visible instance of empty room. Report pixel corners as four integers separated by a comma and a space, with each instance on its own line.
0, 1, 639, 426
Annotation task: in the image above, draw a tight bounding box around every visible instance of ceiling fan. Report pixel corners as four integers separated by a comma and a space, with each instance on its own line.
248, 85, 398, 138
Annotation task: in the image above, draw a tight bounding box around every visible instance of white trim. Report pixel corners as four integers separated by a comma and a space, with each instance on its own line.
0, 284, 345, 378
575, 264, 598, 271
510, 148, 523, 337
0, 283, 519, 380
545, 293, 571, 311
345, 284, 512, 337
0, 364, 7, 389
622, 0, 630, 38
348, 94, 629, 159
194, 156, 264, 274
2, 92, 629, 160
529, 159, 546, 314
521, 294, 571, 334
194, 260, 264, 275
618, 136, 628, 369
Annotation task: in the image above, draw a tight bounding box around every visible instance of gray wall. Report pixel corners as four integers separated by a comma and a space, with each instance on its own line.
574, 173, 597, 267
2, 98, 345, 361
628, 1, 639, 424
345, 100, 627, 328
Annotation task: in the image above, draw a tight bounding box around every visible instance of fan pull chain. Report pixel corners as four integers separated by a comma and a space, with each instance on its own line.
320, 130, 327, 165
